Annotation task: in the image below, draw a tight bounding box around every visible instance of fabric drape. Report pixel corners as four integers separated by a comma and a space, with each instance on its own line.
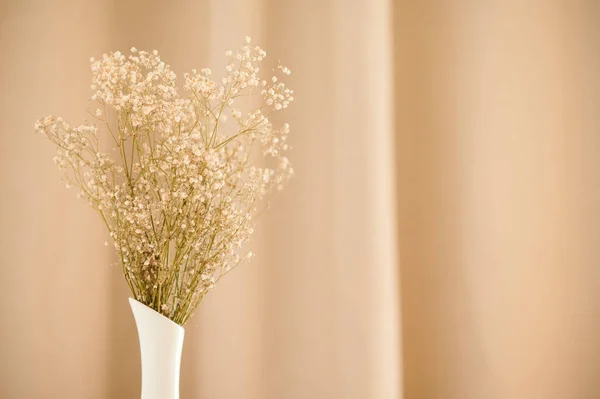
1, 1, 599, 399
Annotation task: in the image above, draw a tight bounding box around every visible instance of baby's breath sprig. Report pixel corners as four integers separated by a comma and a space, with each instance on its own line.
35, 37, 294, 325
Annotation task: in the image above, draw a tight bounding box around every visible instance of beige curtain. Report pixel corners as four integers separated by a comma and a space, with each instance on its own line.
396, 2, 600, 398
1, 1, 599, 399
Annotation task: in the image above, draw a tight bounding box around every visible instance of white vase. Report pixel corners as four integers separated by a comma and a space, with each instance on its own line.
129, 298, 185, 399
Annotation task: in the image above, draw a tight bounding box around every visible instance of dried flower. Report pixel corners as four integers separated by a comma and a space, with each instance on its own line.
35, 37, 294, 325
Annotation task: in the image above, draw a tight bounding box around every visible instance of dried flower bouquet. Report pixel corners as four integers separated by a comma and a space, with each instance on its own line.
36, 37, 293, 325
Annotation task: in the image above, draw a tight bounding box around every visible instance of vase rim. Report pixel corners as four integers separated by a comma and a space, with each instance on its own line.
129, 297, 185, 332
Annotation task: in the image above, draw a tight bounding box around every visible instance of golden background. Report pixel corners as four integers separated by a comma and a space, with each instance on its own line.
1, 1, 599, 398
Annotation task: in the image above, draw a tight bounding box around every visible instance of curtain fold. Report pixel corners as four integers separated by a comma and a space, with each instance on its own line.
395, 2, 600, 398
0, 2, 112, 398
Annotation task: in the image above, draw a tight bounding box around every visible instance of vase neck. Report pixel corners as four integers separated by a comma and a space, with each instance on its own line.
129, 298, 185, 399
